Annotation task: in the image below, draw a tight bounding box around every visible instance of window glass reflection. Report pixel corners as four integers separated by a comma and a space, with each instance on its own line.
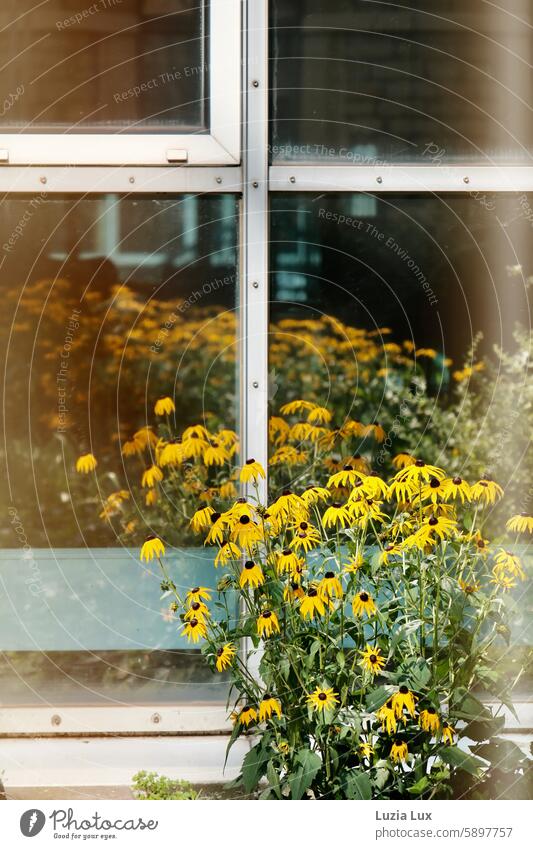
271, 0, 533, 163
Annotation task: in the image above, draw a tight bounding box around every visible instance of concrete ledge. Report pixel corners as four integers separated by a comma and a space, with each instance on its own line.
0, 735, 250, 789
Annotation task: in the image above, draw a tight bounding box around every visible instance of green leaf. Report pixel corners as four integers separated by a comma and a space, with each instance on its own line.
472, 739, 527, 772
288, 749, 322, 799
345, 771, 372, 800
366, 684, 395, 712
266, 760, 282, 799
438, 746, 486, 777
407, 776, 431, 796
241, 741, 271, 793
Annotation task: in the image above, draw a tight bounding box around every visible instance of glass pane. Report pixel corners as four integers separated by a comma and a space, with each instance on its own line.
0, 193, 239, 705
0, 0, 207, 131
270, 0, 533, 163
269, 192, 532, 681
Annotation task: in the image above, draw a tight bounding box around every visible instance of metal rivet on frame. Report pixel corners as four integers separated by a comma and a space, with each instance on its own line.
252, 181, 259, 188
40, 176, 47, 185
251, 80, 259, 88
51, 714, 61, 726
151, 712, 162, 724
463, 176, 470, 184
376, 176, 383, 184
129, 176, 135, 184
252, 281, 259, 288
289, 176, 296, 184
215, 176, 222, 184
252, 381, 259, 389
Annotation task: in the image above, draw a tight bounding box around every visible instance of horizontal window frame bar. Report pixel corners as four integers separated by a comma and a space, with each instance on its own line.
0, 705, 231, 736
0, 166, 242, 194
269, 165, 533, 193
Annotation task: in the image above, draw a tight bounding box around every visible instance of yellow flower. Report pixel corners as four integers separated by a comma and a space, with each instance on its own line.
257, 609, 280, 638
140, 535, 165, 562
121, 439, 140, 457
307, 405, 332, 425
259, 696, 282, 722
376, 699, 397, 734
283, 581, 305, 602
494, 549, 526, 580
76, 453, 97, 474
154, 396, 175, 416
215, 643, 236, 672
290, 523, 321, 553
358, 741, 375, 760
390, 740, 409, 763
181, 617, 207, 643
362, 473, 389, 499
360, 645, 386, 675
145, 488, 158, 506
279, 399, 315, 415
318, 571, 343, 600
219, 481, 238, 500
299, 587, 326, 620
184, 600, 209, 622
441, 476, 472, 503
214, 542, 241, 567
393, 460, 445, 484
322, 502, 351, 529
269, 489, 307, 521
352, 590, 377, 618
300, 485, 330, 506
413, 515, 457, 546
441, 721, 456, 745
459, 578, 480, 594
186, 586, 211, 604
230, 514, 263, 547
203, 441, 229, 467
506, 514, 533, 534
392, 686, 417, 719
327, 466, 365, 488
159, 439, 185, 466
141, 465, 163, 488
416, 476, 449, 504
392, 453, 416, 470
239, 705, 258, 727
490, 572, 516, 591
190, 506, 216, 533
240, 458, 266, 483
344, 553, 364, 573
471, 478, 504, 505
379, 544, 403, 565
360, 422, 386, 442
307, 686, 339, 712
419, 708, 440, 734
276, 548, 300, 575
239, 560, 265, 589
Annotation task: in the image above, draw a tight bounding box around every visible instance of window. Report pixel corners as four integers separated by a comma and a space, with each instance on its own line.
0, 0, 531, 737
0, 0, 241, 164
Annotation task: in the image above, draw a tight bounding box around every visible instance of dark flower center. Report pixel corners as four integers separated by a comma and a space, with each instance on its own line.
211, 512, 221, 523
217, 648, 224, 656
299, 522, 309, 530
369, 654, 377, 663
191, 602, 201, 611
359, 592, 369, 602
399, 685, 409, 694
452, 477, 462, 485
415, 460, 425, 467
189, 618, 198, 627
282, 548, 291, 556
246, 458, 255, 464
318, 692, 327, 701
262, 610, 271, 619
308, 588, 318, 598
430, 478, 440, 488
343, 464, 353, 471
325, 571, 335, 579
429, 517, 438, 526
191, 587, 200, 594
145, 534, 156, 541
245, 561, 255, 570
427, 707, 436, 714
239, 515, 251, 525
282, 489, 292, 496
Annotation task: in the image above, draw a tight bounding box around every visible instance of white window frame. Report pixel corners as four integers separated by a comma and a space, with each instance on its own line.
0, 0, 241, 166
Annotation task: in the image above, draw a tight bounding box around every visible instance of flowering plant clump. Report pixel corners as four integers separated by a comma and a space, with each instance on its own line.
98, 399, 532, 800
